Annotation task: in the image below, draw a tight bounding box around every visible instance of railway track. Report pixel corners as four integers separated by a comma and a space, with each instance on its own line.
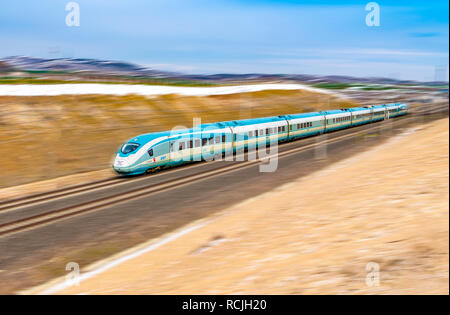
0, 109, 444, 239
0, 158, 215, 213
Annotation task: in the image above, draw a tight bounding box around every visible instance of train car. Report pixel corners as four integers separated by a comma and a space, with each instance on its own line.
350, 106, 374, 126
113, 103, 408, 175
322, 109, 352, 132
223, 116, 289, 151
284, 112, 324, 139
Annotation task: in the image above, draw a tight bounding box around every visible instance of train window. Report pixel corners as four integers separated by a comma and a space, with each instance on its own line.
188, 140, 193, 149
202, 138, 208, 146
260, 129, 264, 135
170, 143, 174, 152
249, 131, 253, 137
179, 142, 185, 150
222, 135, 226, 142
265, 128, 269, 134
255, 130, 259, 137
121, 143, 140, 154
215, 136, 221, 143
148, 149, 153, 157
282, 126, 285, 132
209, 137, 214, 145
195, 139, 201, 147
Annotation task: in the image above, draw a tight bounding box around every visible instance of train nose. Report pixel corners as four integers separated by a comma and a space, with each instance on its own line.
113, 156, 129, 168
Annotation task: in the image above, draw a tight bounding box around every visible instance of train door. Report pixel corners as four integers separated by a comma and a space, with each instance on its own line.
266, 125, 271, 143
225, 127, 234, 155
230, 127, 237, 153
169, 136, 184, 164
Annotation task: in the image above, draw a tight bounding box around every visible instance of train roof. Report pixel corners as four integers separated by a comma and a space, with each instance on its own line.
347, 106, 376, 112
126, 131, 172, 145
126, 103, 407, 144
219, 115, 286, 127
284, 112, 322, 120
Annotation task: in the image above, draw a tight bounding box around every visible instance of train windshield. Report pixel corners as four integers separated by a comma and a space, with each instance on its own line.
121, 143, 140, 154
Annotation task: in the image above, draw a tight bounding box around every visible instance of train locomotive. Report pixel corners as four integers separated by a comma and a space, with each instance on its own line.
113, 103, 408, 175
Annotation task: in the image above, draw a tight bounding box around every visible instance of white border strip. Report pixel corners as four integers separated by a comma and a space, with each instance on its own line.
0, 83, 341, 97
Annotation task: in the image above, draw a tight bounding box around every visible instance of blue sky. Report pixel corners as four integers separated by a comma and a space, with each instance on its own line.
0, 0, 448, 81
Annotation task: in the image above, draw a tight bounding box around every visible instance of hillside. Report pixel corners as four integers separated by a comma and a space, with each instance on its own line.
0, 89, 356, 187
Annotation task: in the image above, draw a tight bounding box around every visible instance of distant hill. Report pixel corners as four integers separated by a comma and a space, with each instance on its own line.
1, 56, 447, 86
0, 61, 15, 73
0, 56, 174, 77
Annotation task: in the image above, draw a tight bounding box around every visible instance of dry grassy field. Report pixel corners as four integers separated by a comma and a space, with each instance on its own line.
0, 89, 355, 187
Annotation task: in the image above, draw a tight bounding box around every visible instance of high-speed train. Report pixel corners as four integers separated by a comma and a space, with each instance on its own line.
113, 103, 408, 175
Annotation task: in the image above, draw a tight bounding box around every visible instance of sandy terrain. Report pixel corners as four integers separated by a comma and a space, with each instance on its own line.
35, 117, 448, 295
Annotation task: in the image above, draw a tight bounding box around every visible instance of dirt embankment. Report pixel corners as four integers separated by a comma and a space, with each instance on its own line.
52, 118, 448, 295
0, 90, 353, 188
